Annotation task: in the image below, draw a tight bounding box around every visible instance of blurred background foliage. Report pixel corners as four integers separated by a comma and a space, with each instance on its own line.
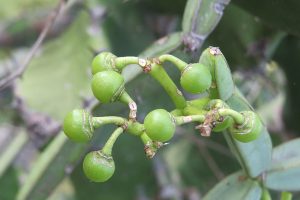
0, 0, 299, 199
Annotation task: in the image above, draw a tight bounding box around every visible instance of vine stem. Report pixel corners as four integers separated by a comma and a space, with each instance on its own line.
140, 132, 152, 145
280, 192, 292, 200
92, 116, 126, 128
158, 54, 188, 71
104, 55, 188, 110
115, 57, 139, 70
102, 127, 124, 155
175, 115, 205, 125
149, 63, 187, 109
218, 108, 245, 125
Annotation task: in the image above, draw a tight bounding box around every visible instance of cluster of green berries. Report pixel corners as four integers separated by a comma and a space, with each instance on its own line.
63, 49, 263, 183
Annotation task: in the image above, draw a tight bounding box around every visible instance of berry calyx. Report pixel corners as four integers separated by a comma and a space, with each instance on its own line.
180, 63, 212, 94
144, 109, 176, 142
92, 52, 118, 75
91, 71, 125, 103
63, 109, 94, 142
83, 151, 115, 182
204, 99, 233, 132
229, 111, 262, 143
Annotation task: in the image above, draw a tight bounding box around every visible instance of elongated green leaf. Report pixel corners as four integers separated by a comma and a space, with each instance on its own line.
182, 0, 230, 37
17, 133, 84, 200
214, 51, 235, 100
266, 138, 300, 191
199, 47, 235, 100
224, 89, 272, 178
203, 171, 262, 200
0, 129, 28, 177
200, 47, 272, 178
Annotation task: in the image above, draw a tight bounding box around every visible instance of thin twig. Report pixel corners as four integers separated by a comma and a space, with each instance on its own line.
178, 127, 233, 158
0, 0, 67, 90
177, 127, 227, 180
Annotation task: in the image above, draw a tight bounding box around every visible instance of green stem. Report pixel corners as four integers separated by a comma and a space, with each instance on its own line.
261, 188, 272, 200
102, 127, 124, 155
175, 115, 205, 125
281, 192, 292, 200
119, 91, 137, 119
127, 121, 145, 136
158, 54, 188, 71
218, 108, 245, 124
115, 56, 139, 70
92, 116, 126, 128
149, 63, 187, 109
140, 132, 152, 145
218, 108, 245, 125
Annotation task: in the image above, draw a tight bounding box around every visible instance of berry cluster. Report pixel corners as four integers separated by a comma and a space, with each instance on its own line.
63, 49, 263, 182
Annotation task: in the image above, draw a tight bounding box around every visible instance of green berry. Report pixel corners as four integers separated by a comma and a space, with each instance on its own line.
91, 71, 125, 103
92, 52, 118, 75
229, 111, 262, 143
180, 63, 212, 94
83, 151, 115, 182
144, 109, 175, 142
63, 109, 94, 142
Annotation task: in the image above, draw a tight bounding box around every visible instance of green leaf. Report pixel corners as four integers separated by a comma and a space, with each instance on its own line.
199, 47, 235, 100
214, 52, 235, 100
266, 138, 300, 191
203, 171, 262, 200
17, 12, 92, 121
16, 133, 85, 200
224, 89, 272, 178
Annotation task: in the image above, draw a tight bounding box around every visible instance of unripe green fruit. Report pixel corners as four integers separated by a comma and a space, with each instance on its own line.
180, 63, 212, 94
229, 111, 262, 143
63, 109, 94, 142
92, 52, 118, 75
91, 71, 125, 103
144, 109, 175, 142
83, 151, 115, 182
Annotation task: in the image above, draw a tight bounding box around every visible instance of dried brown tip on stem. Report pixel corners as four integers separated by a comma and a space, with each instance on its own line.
144, 144, 155, 159
138, 58, 151, 73
196, 124, 212, 137
209, 46, 221, 55
129, 102, 137, 120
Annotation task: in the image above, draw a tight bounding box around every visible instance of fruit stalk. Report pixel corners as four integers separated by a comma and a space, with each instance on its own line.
175, 115, 205, 125
102, 127, 124, 155
218, 108, 245, 125
115, 56, 139, 70
92, 116, 126, 128
158, 54, 187, 71
148, 63, 187, 109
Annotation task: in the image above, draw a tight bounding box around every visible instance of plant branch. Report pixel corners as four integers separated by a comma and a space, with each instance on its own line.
0, 0, 67, 90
